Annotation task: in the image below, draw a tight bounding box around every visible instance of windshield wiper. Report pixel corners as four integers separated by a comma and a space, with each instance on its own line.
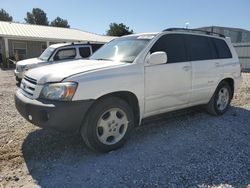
93, 58, 132, 63
120, 60, 132, 63
95, 58, 112, 61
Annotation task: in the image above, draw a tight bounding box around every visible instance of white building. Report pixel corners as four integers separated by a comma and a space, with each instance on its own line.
0, 21, 115, 66
234, 43, 250, 71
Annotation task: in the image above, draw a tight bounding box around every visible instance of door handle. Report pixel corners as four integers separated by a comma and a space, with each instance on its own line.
215, 62, 220, 67
182, 66, 191, 71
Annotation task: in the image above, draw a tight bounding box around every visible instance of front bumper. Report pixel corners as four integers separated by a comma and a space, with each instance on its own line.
15, 90, 94, 132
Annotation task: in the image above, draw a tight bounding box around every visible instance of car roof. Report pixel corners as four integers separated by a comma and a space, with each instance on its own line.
122, 30, 226, 41
49, 42, 91, 49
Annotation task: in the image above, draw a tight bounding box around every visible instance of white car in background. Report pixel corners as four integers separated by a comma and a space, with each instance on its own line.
14, 42, 104, 83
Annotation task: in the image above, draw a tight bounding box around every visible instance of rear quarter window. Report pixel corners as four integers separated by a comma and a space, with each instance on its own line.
212, 38, 232, 59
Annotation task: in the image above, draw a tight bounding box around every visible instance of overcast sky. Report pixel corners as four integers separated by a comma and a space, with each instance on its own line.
1, 0, 250, 34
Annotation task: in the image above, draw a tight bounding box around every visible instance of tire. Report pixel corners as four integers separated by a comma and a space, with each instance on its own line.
81, 97, 134, 153
206, 81, 232, 115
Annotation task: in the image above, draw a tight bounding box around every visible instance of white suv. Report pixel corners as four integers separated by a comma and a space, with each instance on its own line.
14, 42, 103, 83
15, 29, 242, 152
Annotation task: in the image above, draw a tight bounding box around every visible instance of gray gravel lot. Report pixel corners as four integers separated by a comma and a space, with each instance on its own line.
0, 69, 249, 188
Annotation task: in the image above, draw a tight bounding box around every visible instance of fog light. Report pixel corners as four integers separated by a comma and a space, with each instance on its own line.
28, 115, 32, 121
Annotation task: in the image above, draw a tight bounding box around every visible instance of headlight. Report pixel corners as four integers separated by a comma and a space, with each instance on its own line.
16, 65, 26, 71
21, 65, 28, 70
40, 82, 78, 101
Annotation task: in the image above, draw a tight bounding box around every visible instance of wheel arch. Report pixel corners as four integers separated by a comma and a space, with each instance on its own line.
85, 91, 141, 127
219, 77, 234, 99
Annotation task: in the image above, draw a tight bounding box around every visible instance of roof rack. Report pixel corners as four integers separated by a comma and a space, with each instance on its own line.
163, 28, 225, 38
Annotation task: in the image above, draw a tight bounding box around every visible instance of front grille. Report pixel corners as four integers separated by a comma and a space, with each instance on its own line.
20, 76, 37, 97
24, 76, 37, 85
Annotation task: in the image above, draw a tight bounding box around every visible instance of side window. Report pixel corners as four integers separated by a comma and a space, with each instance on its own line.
150, 34, 187, 63
54, 48, 76, 61
185, 35, 214, 61
207, 38, 218, 59
79, 47, 91, 58
212, 38, 232, 59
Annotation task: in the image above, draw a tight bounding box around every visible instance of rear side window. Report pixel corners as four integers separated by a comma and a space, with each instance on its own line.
185, 35, 216, 61
150, 34, 187, 63
79, 47, 91, 58
54, 48, 76, 61
212, 38, 232, 59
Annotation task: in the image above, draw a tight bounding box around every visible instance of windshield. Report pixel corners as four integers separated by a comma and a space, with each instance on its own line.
90, 36, 153, 63
39, 47, 55, 61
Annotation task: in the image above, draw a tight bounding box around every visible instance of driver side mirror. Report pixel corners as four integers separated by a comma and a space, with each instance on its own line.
147, 51, 167, 65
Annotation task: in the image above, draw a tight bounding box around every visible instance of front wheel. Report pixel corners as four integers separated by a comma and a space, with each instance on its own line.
206, 81, 232, 115
81, 97, 134, 153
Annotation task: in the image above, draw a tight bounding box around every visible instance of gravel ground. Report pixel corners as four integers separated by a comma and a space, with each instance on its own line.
0, 69, 249, 188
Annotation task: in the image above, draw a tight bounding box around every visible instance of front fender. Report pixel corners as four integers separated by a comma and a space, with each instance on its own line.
65, 63, 145, 122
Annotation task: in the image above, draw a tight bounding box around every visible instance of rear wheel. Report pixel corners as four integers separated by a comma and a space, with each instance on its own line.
81, 97, 134, 153
206, 81, 232, 115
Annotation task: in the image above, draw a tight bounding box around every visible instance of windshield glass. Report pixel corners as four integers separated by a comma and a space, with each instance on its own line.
39, 47, 55, 61
90, 36, 153, 63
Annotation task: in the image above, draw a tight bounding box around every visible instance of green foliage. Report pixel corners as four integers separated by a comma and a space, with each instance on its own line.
50, 17, 70, 28
24, 8, 49, 26
106, 23, 133, 36
0, 9, 13, 21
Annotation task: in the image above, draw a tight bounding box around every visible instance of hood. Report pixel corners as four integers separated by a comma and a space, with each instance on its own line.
17, 58, 44, 66
25, 59, 126, 84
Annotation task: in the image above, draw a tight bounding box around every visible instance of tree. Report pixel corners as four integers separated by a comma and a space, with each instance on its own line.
24, 8, 49, 25
106, 23, 133, 36
50, 17, 70, 28
0, 9, 13, 21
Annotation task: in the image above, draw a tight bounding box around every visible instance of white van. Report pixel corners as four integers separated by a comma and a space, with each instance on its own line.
14, 42, 103, 82
15, 28, 242, 152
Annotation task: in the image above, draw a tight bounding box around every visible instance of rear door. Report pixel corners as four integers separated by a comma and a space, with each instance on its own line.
144, 34, 192, 117
212, 38, 236, 78
184, 34, 223, 104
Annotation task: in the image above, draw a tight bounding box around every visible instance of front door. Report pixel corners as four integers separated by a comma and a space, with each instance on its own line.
144, 34, 192, 117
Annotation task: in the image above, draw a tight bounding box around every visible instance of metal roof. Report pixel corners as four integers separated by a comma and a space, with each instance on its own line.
0, 21, 115, 43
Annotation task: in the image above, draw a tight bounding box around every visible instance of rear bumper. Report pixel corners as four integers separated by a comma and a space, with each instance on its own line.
15, 90, 94, 132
